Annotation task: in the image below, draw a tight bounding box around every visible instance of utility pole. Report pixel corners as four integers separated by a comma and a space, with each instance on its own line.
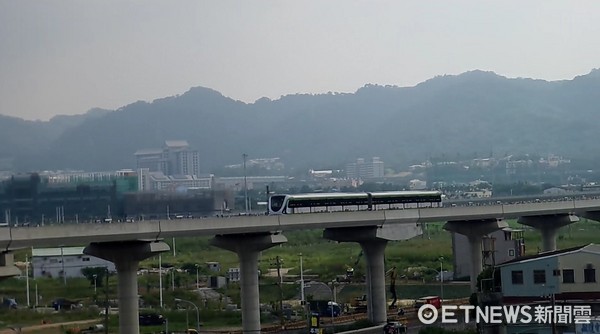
171, 270, 175, 291
551, 293, 557, 334
266, 185, 270, 214
26, 254, 30, 307
104, 268, 109, 334
173, 237, 176, 257
243, 153, 249, 213
440, 256, 444, 304
195, 264, 199, 290
272, 256, 285, 329
299, 253, 305, 305
60, 246, 66, 286
159, 254, 163, 308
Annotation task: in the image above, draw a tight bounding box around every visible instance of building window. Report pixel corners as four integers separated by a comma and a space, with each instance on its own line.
584, 267, 596, 283
511, 270, 524, 284
563, 269, 575, 284
508, 249, 515, 257
533, 270, 546, 284
553, 269, 561, 276
82, 257, 90, 262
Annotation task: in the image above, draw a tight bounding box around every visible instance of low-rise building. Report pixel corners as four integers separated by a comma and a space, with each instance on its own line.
499, 244, 600, 303
409, 179, 427, 190
228, 268, 240, 282
31, 247, 115, 279
452, 227, 525, 280
496, 244, 600, 334
214, 176, 288, 191
210, 276, 227, 289
138, 170, 213, 191
206, 262, 220, 272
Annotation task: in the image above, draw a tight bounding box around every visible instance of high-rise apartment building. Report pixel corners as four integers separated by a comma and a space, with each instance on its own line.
346, 157, 385, 180
134, 140, 200, 177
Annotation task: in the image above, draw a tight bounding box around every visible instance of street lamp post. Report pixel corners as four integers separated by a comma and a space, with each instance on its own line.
243, 153, 249, 213
299, 253, 305, 305
195, 264, 199, 290
60, 246, 66, 286
175, 298, 200, 332
104, 267, 109, 334
159, 254, 163, 308
439, 257, 444, 304
26, 254, 30, 307
93, 274, 98, 295
299, 253, 308, 324
330, 280, 337, 333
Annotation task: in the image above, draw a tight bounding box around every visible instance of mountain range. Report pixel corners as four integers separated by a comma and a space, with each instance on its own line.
2, 69, 600, 173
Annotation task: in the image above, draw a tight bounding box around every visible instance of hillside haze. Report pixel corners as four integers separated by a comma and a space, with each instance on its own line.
2, 70, 600, 173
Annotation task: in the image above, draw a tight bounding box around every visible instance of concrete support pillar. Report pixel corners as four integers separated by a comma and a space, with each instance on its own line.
84, 241, 170, 334
0, 251, 22, 281
324, 223, 421, 325
115, 258, 140, 334
444, 219, 508, 293
211, 233, 287, 334
361, 239, 387, 324
518, 215, 578, 252
540, 228, 558, 252
239, 250, 260, 333
468, 235, 483, 293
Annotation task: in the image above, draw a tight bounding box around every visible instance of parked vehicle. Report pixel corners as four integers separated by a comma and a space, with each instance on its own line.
80, 325, 105, 333
414, 295, 442, 309
139, 313, 166, 326
309, 300, 341, 317
1, 298, 17, 309
52, 298, 82, 310
383, 320, 407, 334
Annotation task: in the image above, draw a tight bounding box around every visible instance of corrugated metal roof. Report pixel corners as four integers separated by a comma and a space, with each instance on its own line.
32, 246, 86, 257
497, 244, 597, 267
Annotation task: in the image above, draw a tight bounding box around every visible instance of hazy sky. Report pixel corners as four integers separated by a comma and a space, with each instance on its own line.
1, 1, 600, 121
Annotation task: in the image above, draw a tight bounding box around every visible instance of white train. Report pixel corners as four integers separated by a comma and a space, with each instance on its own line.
268, 191, 443, 215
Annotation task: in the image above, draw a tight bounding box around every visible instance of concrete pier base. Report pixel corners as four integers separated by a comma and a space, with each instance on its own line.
211, 233, 287, 334
518, 214, 578, 252
361, 239, 387, 323
0, 252, 22, 281
444, 219, 508, 292
84, 241, 170, 334
324, 223, 422, 324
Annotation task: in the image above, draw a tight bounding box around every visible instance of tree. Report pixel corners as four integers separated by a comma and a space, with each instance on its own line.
476, 267, 501, 292
81, 267, 108, 287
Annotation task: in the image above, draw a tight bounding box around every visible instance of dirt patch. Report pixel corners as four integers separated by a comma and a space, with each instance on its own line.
0, 319, 101, 334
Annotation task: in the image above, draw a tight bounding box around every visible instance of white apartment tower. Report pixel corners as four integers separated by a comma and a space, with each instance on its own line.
134, 140, 200, 177
346, 157, 385, 180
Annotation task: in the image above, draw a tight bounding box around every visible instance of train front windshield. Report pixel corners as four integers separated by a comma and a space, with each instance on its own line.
269, 195, 286, 213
